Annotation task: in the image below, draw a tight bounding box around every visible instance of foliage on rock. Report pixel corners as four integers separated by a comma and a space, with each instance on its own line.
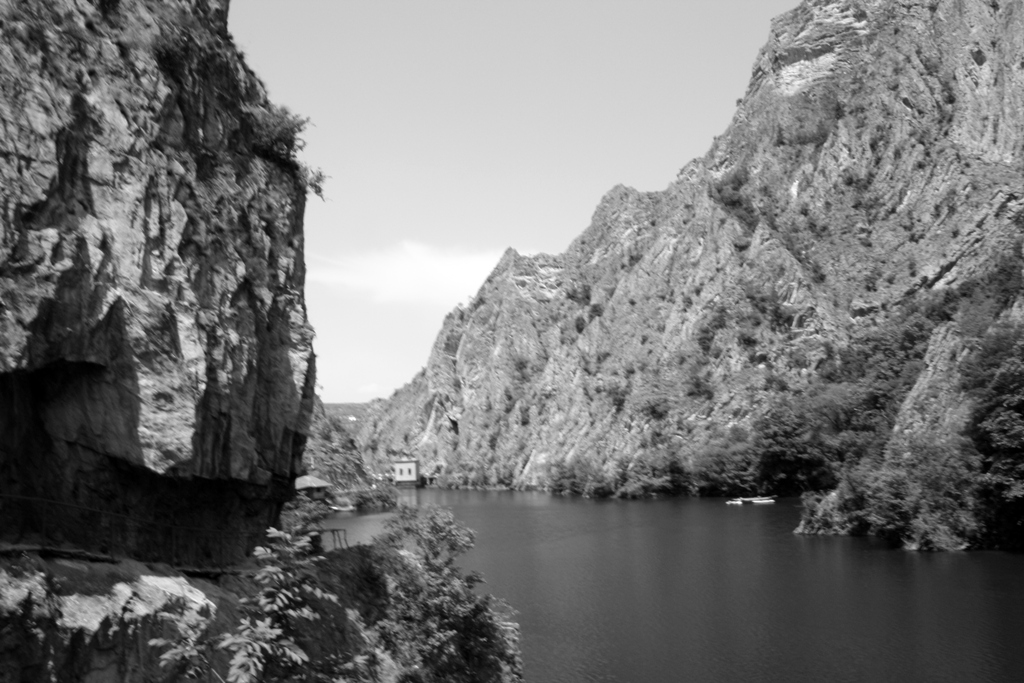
353, 487, 399, 511
960, 324, 1024, 549
152, 529, 338, 682
304, 401, 378, 487
149, 509, 522, 683
279, 492, 333, 536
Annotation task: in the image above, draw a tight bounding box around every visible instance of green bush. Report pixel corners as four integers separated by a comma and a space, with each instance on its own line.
151, 11, 326, 198
961, 324, 1024, 549
692, 441, 758, 496
686, 371, 715, 400
242, 103, 308, 164
759, 310, 935, 501
711, 166, 758, 229
607, 380, 630, 412
566, 282, 591, 305
374, 508, 523, 682
354, 486, 399, 511
280, 492, 332, 535
743, 282, 785, 329
751, 398, 837, 495
798, 309, 1023, 548
640, 394, 671, 420
151, 510, 523, 683
695, 307, 729, 353
152, 529, 339, 683
305, 412, 371, 488
859, 437, 979, 550
798, 472, 872, 536
612, 450, 689, 498
548, 458, 614, 497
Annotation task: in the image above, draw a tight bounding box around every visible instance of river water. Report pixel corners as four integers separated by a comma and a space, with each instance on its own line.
324, 489, 1024, 683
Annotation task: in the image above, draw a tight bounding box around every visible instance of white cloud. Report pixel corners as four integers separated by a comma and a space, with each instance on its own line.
308, 241, 505, 307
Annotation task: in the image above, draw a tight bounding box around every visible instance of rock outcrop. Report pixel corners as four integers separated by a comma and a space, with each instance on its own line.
360, 0, 1024, 547
0, 533, 521, 683
0, 0, 316, 563
0, 554, 235, 682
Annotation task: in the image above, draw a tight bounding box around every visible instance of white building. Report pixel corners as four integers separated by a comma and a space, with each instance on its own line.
393, 459, 419, 486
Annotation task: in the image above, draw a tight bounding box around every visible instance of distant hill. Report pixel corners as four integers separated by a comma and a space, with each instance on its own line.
304, 400, 381, 486
323, 402, 372, 427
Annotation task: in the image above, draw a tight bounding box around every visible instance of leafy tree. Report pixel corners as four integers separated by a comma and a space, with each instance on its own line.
280, 492, 332, 536
692, 440, 758, 496
242, 103, 309, 165
353, 486, 400, 511
152, 529, 339, 683
612, 449, 687, 498
817, 310, 934, 433
962, 325, 1024, 548
752, 398, 836, 495
548, 457, 613, 497
764, 311, 935, 499
860, 437, 979, 550
224, 530, 341, 682
374, 507, 523, 683
304, 410, 372, 488
150, 600, 221, 681
801, 316, 1021, 549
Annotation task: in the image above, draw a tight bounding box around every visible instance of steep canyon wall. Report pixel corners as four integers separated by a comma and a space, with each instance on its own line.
361, 0, 1024, 549
0, 0, 316, 563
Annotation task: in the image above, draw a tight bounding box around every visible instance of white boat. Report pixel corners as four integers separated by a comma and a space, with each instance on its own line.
727, 495, 777, 505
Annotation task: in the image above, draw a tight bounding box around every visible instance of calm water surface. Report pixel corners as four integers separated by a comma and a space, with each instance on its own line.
325, 490, 1024, 683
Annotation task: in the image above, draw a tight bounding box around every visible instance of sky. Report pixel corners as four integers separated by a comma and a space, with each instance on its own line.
228, 0, 798, 403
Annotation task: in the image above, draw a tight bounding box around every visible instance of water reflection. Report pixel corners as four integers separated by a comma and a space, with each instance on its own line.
320, 491, 1024, 683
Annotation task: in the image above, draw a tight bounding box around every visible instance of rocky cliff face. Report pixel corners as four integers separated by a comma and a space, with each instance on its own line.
360, 0, 1024, 547
0, 554, 236, 682
0, 0, 316, 562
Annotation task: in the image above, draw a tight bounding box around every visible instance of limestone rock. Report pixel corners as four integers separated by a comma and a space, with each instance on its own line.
0, 554, 236, 683
0, 0, 315, 561
359, 0, 1024, 497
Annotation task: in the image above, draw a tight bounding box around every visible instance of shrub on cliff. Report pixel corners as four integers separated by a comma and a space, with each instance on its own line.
150, 8, 327, 199
242, 103, 327, 198
711, 166, 758, 230
242, 103, 308, 165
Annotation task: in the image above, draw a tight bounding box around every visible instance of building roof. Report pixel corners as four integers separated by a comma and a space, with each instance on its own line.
295, 475, 333, 490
